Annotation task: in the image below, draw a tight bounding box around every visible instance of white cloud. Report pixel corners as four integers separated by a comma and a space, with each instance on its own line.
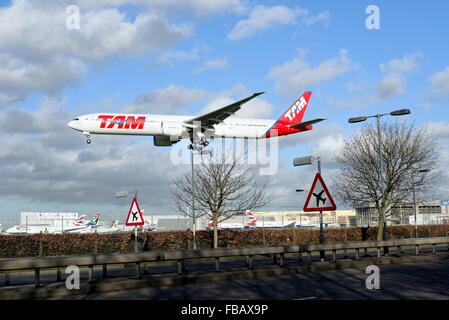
31, 0, 246, 17
125, 84, 262, 116
158, 45, 209, 66
376, 53, 421, 99
235, 98, 273, 118
311, 130, 345, 166
267, 49, 355, 96
0, 54, 86, 104
195, 57, 229, 74
0, 2, 191, 61
124, 85, 207, 114
143, 0, 246, 17
279, 122, 345, 150
202, 96, 273, 119
427, 122, 449, 139
0, 1, 191, 105
303, 11, 331, 26
380, 54, 420, 74
376, 73, 407, 99
430, 67, 449, 94
228, 5, 298, 40
227, 5, 329, 41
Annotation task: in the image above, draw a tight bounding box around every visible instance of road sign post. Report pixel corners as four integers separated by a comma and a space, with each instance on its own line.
125, 197, 145, 253
303, 172, 337, 261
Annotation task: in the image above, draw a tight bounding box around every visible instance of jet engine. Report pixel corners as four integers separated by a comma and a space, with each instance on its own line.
153, 136, 181, 146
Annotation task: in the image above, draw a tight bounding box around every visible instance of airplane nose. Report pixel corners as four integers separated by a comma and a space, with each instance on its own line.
67, 121, 75, 129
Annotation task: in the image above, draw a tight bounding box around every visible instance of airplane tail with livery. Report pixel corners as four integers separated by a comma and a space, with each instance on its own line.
245, 210, 257, 228
109, 220, 119, 231
73, 215, 87, 227
86, 213, 100, 227
265, 91, 325, 138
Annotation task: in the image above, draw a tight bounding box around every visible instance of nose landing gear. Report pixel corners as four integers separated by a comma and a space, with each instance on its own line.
83, 131, 92, 144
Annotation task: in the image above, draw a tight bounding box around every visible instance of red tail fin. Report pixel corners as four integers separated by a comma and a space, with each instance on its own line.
245, 210, 257, 227
265, 91, 312, 138
279, 91, 311, 125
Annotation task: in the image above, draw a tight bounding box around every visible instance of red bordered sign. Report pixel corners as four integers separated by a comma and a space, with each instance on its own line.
125, 197, 145, 226
303, 172, 337, 212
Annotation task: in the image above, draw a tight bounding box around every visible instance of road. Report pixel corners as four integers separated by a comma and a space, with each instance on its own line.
82, 259, 449, 300
2, 245, 444, 287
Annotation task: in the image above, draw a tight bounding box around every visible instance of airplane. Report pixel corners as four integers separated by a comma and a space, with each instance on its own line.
80, 220, 119, 233
206, 210, 296, 229
5, 214, 97, 234
295, 220, 319, 228
67, 91, 325, 148
67, 213, 101, 233
206, 210, 257, 229
313, 190, 326, 207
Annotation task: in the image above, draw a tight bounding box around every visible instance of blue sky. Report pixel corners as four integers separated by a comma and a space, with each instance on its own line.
0, 0, 448, 227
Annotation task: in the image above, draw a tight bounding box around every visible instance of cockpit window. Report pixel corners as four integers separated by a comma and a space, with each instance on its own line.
73, 118, 79, 121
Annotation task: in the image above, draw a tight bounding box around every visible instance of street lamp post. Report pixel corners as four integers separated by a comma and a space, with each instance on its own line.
348, 108, 411, 244
296, 189, 304, 227
412, 169, 430, 238
189, 144, 212, 250
293, 155, 325, 260
190, 147, 196, 249
116, 190, 138, 252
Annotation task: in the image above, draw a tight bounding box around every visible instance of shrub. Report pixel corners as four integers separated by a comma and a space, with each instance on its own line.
0, 224, 447, 258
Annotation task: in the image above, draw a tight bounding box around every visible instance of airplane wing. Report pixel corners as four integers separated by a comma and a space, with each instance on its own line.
62, 225, 87, 232
287, 118, 326, 130
183, 92, 264, 131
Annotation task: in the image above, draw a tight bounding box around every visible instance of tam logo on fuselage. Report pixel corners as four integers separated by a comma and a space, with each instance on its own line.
284, 96, 307, 122
98, 115, 146, 129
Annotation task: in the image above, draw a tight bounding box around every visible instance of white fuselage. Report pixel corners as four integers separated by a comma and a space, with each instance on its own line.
5, 224, 88, 234
68, 113, 276, 139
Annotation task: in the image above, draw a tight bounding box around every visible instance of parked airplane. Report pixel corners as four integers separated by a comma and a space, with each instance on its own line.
67, 91, 325, 147
206, 211, 298, 229
67, 213, 101, 233
206, 210, 257, 229
80, 220, 119, 233
5, 214, 99, 234
295, 220, 319, 228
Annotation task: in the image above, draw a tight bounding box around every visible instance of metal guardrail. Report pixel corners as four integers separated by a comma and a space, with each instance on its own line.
1, 237, 448, 287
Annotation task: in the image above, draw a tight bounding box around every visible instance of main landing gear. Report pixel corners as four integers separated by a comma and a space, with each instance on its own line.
188, 139, 209, 150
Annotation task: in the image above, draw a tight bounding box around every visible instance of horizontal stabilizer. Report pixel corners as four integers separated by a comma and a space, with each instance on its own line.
287, 118, 326, 130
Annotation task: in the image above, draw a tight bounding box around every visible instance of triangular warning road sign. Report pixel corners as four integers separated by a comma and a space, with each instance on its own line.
303, 172, 337, 212
125, 197, 145, 226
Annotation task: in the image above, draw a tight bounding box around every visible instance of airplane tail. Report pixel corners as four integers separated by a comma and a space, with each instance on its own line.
112, 220, 119, 230
87, 213, 101, 226
94, 213, 100, 225
264, 91, 312, 138
73, 215, 87, 226
206, 213, 214, 229
245, 210, 257, 227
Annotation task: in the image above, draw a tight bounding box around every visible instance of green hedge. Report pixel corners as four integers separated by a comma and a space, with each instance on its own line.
0, 224, 448, 258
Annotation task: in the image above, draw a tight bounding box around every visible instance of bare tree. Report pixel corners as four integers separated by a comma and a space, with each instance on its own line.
171, 151, 272, 248
332, 122, 439, 240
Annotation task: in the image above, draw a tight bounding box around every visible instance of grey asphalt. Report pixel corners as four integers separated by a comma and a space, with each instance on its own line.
82, 259, 449, 300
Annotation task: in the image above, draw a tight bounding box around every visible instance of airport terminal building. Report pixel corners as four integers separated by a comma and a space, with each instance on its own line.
354, 200, 449, 227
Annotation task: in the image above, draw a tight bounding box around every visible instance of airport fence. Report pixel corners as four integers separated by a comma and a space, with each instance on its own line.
0, 224, 448, 258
